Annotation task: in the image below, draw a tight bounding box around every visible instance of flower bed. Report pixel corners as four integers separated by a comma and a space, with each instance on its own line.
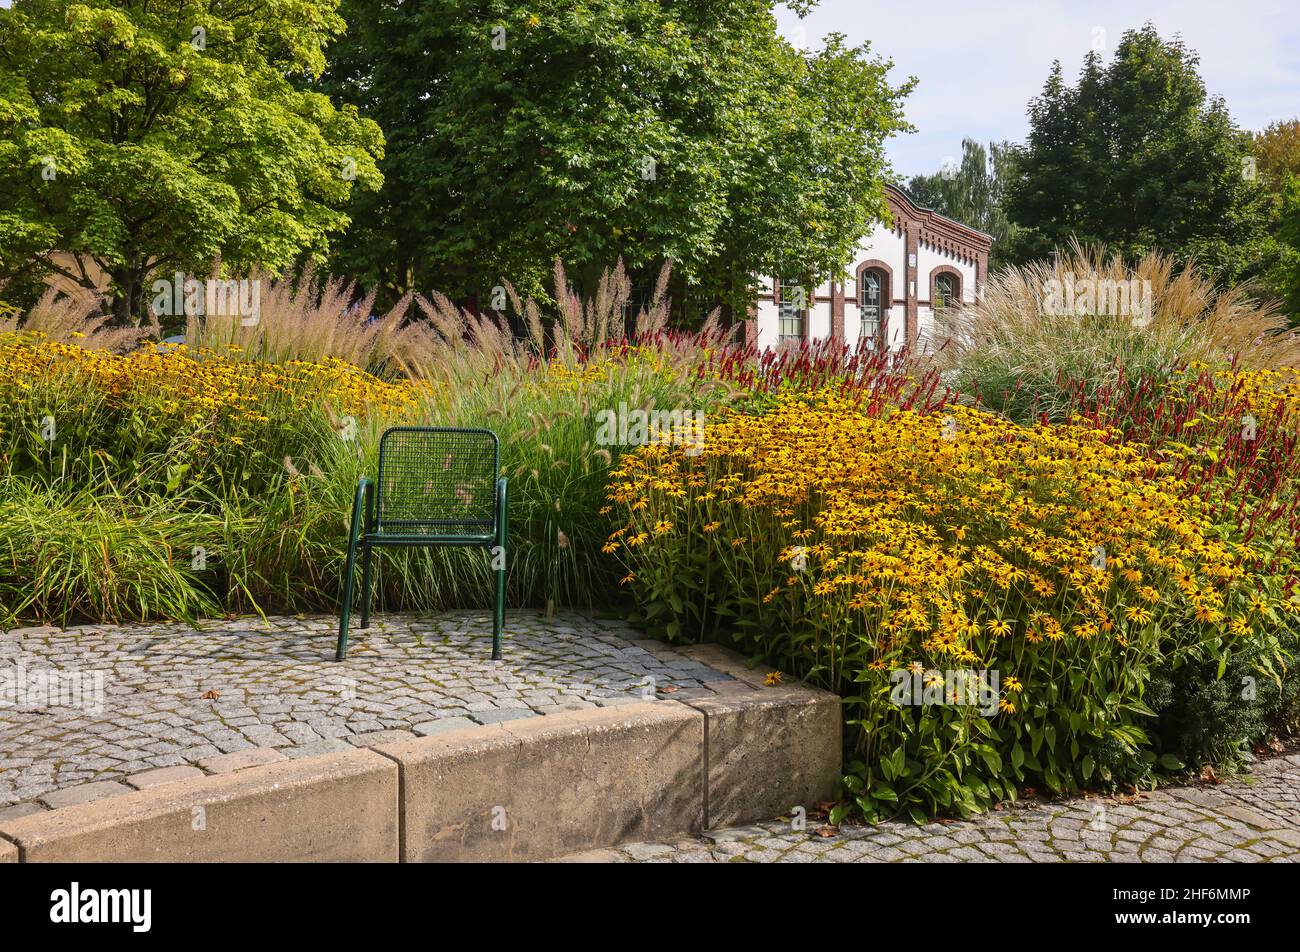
608, 389, 1298, 820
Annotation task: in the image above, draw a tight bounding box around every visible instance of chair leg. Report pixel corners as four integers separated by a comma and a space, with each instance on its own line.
492, 543, 506, 661
336, 536, 360, 661
492, 476, 509, 661
359, 544, 373, 630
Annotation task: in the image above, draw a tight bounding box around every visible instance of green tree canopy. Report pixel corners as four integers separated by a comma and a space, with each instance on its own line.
1254, 119, 1300, 191
0, 0, 384, 320
1005, 24, 1270, 285
907, 138, 1019, 272
320, 0, 913, 315
1248, 121, 1300, 320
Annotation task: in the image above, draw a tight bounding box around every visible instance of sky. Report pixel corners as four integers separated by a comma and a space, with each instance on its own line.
774, 0, 1300, 180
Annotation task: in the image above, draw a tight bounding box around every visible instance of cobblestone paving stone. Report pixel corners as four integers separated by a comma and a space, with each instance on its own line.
566, 752, 1300, 863
0, 611, 731, 808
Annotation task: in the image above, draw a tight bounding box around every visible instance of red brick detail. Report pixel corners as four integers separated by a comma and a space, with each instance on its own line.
830, 280, 845, 345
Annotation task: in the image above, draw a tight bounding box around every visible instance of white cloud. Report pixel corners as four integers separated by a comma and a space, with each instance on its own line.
777, 0, 1300, 179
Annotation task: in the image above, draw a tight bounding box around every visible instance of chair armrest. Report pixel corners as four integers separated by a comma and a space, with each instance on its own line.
494, 476, 509, 541
348, 477, 372, 543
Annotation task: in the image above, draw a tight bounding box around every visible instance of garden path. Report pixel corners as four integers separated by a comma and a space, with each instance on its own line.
561, 752, 1300, 863
0, 611, 732, 811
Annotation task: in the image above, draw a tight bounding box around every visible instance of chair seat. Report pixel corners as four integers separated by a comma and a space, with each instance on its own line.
366, 531, 494, 547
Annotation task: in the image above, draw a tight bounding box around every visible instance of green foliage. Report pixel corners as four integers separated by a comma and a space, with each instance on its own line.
0, 0, 384, 320
1005, 25, 1272, 285
1148, 646, 1274, 773
1254, 119, 1300, 188
319, 0, 912, 311
1270, 175, 1300, 318
0, 477, 228, 625
907, 139, 1020, 272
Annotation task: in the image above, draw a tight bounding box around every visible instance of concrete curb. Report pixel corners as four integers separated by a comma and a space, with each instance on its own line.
0, 748, 399, 863
377, 701, 707, 862
0, 645, 841, 862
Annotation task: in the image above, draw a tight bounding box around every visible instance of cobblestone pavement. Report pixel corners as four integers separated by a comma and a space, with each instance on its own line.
0, 611, 732, 809
563, 752, 1300, 863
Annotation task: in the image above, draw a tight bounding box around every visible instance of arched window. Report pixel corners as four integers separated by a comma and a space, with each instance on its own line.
778, 279, 807, 343
932, 270, 961, 311
855, 262, 892, 351
860, 270, 884, 345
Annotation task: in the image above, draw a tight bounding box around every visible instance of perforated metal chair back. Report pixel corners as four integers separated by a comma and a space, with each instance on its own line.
375, 427, 499, 540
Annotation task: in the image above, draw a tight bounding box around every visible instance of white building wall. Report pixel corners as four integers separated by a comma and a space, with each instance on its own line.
752, 216, 983, 354
915, 245, 977, 351
754, 297, 780, 351
752, 276, 832, 350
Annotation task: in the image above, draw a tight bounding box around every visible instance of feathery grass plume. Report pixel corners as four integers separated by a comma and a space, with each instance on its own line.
933, 244, 1300, 421
184, 263, 417, 376
1, 286, 157, 352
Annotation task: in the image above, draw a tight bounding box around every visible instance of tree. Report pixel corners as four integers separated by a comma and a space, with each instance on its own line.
1005, 24, 1271, 285
1268, 175, 1300, 318
1254, 119, 1300, 188
907, 138, 1020, 272
319, 0, 913, 315
0, 0, 384, 321
1249, 119, 1300, 320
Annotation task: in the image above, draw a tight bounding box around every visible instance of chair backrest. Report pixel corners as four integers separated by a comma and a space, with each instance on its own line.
374, 427, 500, 537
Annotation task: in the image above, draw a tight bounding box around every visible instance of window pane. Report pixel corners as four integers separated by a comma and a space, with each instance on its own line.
935, 274, 957, 309
860, 272, 881, 343
778, 279, 806, 342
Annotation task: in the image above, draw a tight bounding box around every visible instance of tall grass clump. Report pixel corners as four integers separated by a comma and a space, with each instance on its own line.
0, 260, 754, 625
354, 261, 742, 614
935, 245, 1300, 422
183, 264, 419, 377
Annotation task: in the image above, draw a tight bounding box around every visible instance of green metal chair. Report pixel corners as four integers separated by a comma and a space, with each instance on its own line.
335, 426, 508, 661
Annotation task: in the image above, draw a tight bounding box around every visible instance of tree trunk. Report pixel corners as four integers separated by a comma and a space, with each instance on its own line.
108, 264, 142, 325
